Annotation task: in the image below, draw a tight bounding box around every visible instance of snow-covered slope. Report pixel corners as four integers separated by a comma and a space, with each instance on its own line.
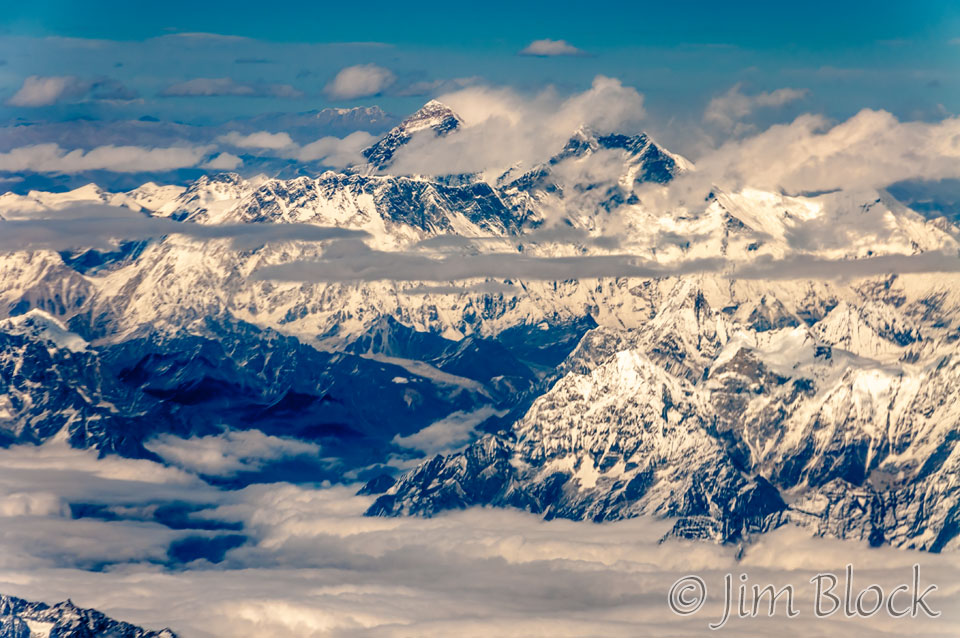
370, 278, 960, 550
2, 99, 960, 550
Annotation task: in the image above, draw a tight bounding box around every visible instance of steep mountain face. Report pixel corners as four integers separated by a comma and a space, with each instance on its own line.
0, 594, 176, 638
2, 99, 960, 550
369, 277, 960, 551
360, 100, 462, 172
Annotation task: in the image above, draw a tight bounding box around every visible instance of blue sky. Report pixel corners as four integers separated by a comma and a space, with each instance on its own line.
7, 0, 960, 50
2, 0, 958, 123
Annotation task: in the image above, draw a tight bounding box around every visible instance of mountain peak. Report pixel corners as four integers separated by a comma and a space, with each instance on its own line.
398, 99, 462, 134
359, 100, 463, 171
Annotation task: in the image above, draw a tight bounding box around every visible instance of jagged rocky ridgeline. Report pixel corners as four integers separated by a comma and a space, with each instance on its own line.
0, 594, 176, 638
367, 281, 960, 551
1, 99, 959, 549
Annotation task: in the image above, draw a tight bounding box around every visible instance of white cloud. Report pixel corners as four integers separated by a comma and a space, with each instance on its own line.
146, 430, 321, 476
6, 75, 90, 107
218, 131, 295, 150
296, 130, 376, 165
0, 143, 214, 173
161, 77, 303, 98
393, 407, 504, 456
519, 39, 587, 57
686, 109, 960, 195
0, 442, 956, 637
252, 242, 960, 284
704, 83, 808, 132
211, 130, 375, 167
0, 492, 68, 517
324, 64, 395, 99
203, 152, 243, 170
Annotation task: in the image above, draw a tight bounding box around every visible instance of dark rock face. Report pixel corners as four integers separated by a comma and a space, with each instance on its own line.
0, 594, 176, 638
0, 311, 589, 479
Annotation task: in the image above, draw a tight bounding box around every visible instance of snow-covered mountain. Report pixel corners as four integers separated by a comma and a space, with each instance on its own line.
359, 100, 462, 172
1, 99, 960, 549
369, 278, 960, 550
0, 594, 176, 638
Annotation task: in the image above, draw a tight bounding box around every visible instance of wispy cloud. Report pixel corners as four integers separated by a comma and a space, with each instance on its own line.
160, 77, 303, 98
6, 75, 137, 107
7, 76, 89, 106
295, 130, 376, 164
519, 39, 587, 57
704, 83, 808, 132
212, 129, 376, 165
146, 431, 322, 477
678, 109, 960, 195
392, 407, 505, 456
251, 241, 722, 284
202, 152, 243, 170
252, 242, 960, 285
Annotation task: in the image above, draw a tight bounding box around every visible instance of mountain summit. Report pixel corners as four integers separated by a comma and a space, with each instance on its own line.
360, 100, 463, 171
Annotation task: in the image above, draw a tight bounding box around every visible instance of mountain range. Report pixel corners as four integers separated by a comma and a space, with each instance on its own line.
1, 99, 959, 552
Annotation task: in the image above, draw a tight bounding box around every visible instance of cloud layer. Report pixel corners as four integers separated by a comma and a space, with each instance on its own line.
0, 441, 957, 638
0, 203, 366, 252
678, 109, 960, 196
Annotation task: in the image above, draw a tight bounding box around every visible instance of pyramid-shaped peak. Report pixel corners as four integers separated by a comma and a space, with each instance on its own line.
400, 99, 462, 133
360, 100, 463, 171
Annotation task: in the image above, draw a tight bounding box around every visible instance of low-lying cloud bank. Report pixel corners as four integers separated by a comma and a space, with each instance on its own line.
0, 143, 214, 174
0, 441, 956, 637
0, 204, 366, 251
251, 242, 960, 284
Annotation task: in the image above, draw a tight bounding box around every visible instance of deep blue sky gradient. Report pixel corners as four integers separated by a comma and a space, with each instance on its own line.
6, 0, 960, 51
